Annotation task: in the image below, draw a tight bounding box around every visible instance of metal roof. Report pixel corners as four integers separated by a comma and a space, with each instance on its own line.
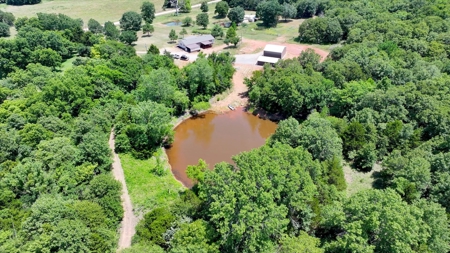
181, 35, 215, 45
186, 44, 200, 52
257, 56, 280, 64
264, 44, 286, 53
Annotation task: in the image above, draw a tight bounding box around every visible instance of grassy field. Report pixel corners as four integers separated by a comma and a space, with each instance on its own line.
132, 8, 335, 53
344, 163, 383, 197
0, 0, 204, 24
132, 3, 223, 51
120, 152, 184, 214
60, 56, 76, 71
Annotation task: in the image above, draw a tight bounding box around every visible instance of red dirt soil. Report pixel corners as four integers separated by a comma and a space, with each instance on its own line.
210, 38, 330, 112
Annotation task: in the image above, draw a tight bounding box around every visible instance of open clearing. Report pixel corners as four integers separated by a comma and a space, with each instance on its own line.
0, 0, 204, 24
119, 152, 184, 214
344, 163, 383, 196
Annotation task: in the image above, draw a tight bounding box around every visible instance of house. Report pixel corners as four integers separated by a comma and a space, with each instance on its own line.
256, 44, 287, 66
178, 35, 215, 53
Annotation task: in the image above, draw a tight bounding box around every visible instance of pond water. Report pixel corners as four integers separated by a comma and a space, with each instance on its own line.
166, 109, 277, 188
164, 21, 182, 26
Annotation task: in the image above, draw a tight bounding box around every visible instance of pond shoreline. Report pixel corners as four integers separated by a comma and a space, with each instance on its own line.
165, 109, 278, 187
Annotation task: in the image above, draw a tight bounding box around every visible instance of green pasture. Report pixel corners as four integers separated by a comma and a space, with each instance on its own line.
120, 152, 184, 214
1, 0, 203, 24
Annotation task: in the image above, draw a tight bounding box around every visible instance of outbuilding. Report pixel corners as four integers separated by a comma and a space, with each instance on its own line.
178, 35, 215, 53
256, 55, 280, 66
262, 44, 287, 59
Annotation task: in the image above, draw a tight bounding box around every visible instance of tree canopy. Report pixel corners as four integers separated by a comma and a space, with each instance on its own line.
141, 1, 156, 24
215, 1, 229, 18
256, 0, 283, 27
227, 6, 245, 24
120, 11, 142, 31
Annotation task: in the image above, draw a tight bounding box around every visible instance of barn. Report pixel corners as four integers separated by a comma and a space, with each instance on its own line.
263, 44, 287, 59
178, 35, 215, 53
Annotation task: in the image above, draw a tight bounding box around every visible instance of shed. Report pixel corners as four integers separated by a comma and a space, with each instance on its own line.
263, 44, 287, 59
256, 56, 280, 66
178, 35, 215, 53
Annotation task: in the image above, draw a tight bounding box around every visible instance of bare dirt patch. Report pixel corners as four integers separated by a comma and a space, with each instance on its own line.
210, 63, 262, 112
109, 131, 139, 251
236, 38, 329, 60
209, 38, 330, 112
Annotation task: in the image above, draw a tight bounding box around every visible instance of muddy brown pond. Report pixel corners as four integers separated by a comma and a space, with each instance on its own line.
166, 109, 277, 188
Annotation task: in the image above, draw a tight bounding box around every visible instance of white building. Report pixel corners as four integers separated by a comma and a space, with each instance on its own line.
257, 44, 287, 65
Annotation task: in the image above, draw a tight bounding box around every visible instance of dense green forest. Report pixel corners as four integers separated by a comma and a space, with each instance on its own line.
0, 9, 235, 252
0, 0, 41, 6
130, 0, 450, 253
1, 0, 450, 252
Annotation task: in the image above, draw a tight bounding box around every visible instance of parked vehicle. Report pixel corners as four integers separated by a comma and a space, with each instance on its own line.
181, 55, 189, 61
171, 54, 180, 59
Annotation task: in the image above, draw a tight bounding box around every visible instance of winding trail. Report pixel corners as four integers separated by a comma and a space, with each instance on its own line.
105, 1, 221, 249
109, 130, 138, 251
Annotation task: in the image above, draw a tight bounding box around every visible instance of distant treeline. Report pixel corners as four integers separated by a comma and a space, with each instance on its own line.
1, 0, 41, 5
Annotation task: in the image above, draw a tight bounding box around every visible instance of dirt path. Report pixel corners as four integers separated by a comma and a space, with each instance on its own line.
109, 130, 139, 251
210, 63, 261, 112
210, 39, 330, 112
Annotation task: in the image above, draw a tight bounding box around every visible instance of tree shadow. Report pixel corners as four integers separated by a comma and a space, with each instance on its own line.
213, 15, 222, 19
223, 45, 238, 50
371, 170, 386, 189
141, 34, 153, 38
238, 90, 248, 99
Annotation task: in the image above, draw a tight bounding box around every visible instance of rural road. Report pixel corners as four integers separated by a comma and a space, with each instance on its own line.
113, 0, 221, 25
109, 130, 138, 251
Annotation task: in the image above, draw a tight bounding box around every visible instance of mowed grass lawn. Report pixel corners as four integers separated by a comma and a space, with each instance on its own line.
0, 0, 203, 24
132, 3, 223, 51
119, 153, 184, 214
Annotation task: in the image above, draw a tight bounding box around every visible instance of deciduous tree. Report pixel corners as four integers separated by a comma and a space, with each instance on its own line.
280, 232, 324, 253
120, 11, 142, 31
200, 1, 209, 12
141, 1, 155, 24
182, 16, 193, 26
227, 6, 244, 24
104, 21, 120, 40
88, 18, 103, 34
199, 143, 319, 252
170, 220, 219, 253
256, 0, 283, 27
0, 22, 10, 37
196, 13, 209, 29
142, 22, 154, 36
179, 28, 187, 38
119, 30, 138, 45
215, 1, 229, 18
211, 24, 223, 38
281, 3, 297, 22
